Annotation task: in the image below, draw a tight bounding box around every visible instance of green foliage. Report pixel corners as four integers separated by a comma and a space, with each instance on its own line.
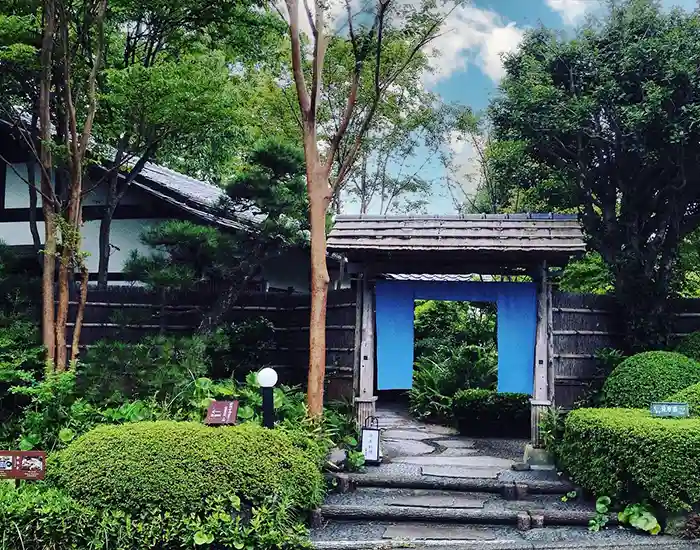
589, 496, 611, 532
0, 481, 310, 550
409, 346, 497, 422
560, 408, 700, 512
452, 390, 530, 438
601, 351, 700, 408
618, 503, 661, 535
410, 300, 498, 422
559, 254, 614, 296
78, 336, 208, 405
666, 383, 700, 417
538, 406, 564, 455
50, 421, 324, 515
490, 0, 700, 349
206, 316, 276, 378
675, 332, 700, 363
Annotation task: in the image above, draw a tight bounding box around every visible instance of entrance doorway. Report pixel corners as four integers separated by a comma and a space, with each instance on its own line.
374, 279, 537, 395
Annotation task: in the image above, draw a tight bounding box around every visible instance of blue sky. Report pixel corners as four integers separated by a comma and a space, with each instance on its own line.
346, 0, 698, 215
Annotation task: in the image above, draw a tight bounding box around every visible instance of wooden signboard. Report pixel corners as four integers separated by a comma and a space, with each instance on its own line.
205, 400, 239, 425
0, 451, 46, 480
650, 402, 690, 418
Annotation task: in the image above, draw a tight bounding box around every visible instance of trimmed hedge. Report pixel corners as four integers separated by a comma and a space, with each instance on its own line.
601, 351, 700, 408
667, 382, 700, 416
453, 389, 530, 438
676, 331, 700, 363
560, 408, 700, 512
49, 421, 324, 515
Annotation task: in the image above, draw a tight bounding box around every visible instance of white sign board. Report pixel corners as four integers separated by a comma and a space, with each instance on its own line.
361, 427, 381, 463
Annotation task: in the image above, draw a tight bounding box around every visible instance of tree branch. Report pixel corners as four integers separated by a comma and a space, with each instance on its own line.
284, 0, 312, 118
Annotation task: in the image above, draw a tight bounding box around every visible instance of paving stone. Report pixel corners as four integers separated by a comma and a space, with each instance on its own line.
394, 455, 514, 469
383, 524, 497, 540
382, 439, 435, 457
438, 447, 479, 457
434, 439, 476, 449
416, 424, 459, 436
382, 429, 434, 441
387, 496, 485, 509
422, 465, 502, 479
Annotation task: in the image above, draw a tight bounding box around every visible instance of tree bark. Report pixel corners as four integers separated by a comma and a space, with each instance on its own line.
26, 161, 42, 257
307, 170, 330, 417
70, 263, 89, 363
39, 0, 56, 368
97, 203, 115, 289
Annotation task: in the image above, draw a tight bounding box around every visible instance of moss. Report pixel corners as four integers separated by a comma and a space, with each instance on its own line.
560, 408, 700, 512
49, 421, 324, 515
601, 351, 700, 408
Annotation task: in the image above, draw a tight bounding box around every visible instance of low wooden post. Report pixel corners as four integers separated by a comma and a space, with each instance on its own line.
531, 261, 551, 446
355, 273, 377, 427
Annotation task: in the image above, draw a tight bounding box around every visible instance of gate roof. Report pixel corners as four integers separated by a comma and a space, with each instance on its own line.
327, 214, 586, 273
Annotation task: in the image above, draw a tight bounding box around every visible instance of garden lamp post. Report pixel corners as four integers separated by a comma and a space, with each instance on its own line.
257, 367, 278, 429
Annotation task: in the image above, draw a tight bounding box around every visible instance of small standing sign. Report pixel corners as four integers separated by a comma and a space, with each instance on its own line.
205, 400, 239, 425
0, 451, 46, 480
361, 416, 381, 465
650, 402, 690, 418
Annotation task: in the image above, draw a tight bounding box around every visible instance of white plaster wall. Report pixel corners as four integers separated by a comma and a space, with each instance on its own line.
0, 218, 164, 272
5, 164, 44, 208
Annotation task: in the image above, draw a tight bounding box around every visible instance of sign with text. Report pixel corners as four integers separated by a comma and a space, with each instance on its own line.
0, 451, 46, 480
205, 400, 239, 425
650, 402, 690, 418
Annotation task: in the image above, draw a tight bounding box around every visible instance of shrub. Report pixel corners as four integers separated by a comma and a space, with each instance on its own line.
601, 351, 700, 408
0, 482, 309, 549
78, 336, 208, 405
559, 408, 700, 512
667, 382, 700, 416
676, 332, 700, 363
452, 389, 530, 438
50, 421, 324, 515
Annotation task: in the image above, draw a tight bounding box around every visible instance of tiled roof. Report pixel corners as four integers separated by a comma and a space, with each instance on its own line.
328, 214, 585, 254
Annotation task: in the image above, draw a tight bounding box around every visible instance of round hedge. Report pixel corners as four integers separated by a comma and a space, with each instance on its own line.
49, 421, 324, 514
667, 382, 700, 417
600, 351, 700, 408
560, 408, 700, 512
676, 332, 700, 363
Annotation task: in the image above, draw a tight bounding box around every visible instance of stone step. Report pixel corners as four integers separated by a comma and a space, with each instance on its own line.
311, 520, 695, 550
320, 503, 604, 527
333, 471, 575, 496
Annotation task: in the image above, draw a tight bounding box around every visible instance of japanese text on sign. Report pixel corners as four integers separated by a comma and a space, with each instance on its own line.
650, 402, 690, 418
0, 451, 46, 480
205, 400, 239, 425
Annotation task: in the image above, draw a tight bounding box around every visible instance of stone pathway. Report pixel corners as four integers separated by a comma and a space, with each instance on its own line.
312, 405, 692, 548
379, 404, 526, 478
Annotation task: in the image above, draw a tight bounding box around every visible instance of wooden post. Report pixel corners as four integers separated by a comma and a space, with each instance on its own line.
355, 273, 377, 427
531, 261, 551, 446
352, 277, 363, 398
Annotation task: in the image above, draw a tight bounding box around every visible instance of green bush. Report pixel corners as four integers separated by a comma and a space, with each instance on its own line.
667, 382, 700, 416
0, 482, 309, 549
676, 332, 700, 363
452, 389, 530, 438
601, 351, 700, 408
50, 421, 324, 515
78, 336, 208, 405
560, 408, 700, 512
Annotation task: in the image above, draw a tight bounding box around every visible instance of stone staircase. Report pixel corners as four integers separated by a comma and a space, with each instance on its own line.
311, 405, 695, 549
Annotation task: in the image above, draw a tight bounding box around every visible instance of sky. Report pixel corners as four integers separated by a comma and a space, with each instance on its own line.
349, 0, 698, 215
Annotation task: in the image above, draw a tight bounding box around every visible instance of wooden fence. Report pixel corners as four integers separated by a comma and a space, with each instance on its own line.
67, 286, 357, 401
552, 290, 700, 408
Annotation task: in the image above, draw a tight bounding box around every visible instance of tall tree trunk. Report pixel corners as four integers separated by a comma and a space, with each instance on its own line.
26, 161, 42, 256
71, 263, 89, 362
97, 203, 115, 289
307, 166, 331, 417
39, 0, 56, 368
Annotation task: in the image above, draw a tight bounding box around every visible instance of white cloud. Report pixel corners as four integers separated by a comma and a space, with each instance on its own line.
545, 0, 593, 25
425, 5, 524, 85
446, 130, 483, 199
